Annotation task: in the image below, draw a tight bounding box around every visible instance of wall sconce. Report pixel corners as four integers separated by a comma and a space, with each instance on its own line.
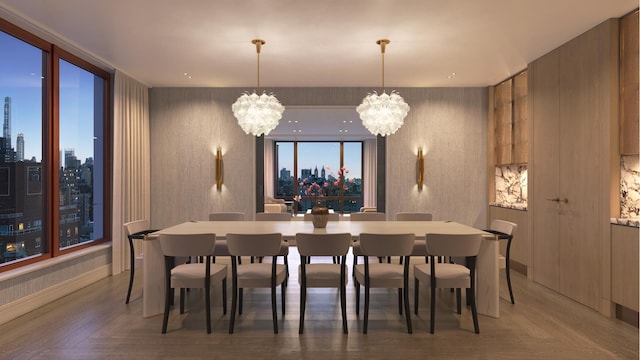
216, 147, 223, 191
416, 147, 424, 190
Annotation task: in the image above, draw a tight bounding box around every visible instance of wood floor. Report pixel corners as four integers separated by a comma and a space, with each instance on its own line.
0, 249, 637, 360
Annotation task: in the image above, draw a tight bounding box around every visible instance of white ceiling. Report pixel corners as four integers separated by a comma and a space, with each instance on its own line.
0, 0, 637, 89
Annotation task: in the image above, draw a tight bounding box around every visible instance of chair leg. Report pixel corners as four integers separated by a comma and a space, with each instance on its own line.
205, 278, 211, 334
355, 282, 360, 316
271, 283, 278, 334
414, 278, 419, 315
340, 263, 348, 334
398, 288, 403, 314
281, 283, 286, 315
229, 282, 237, 334
239, 288, 244, 315
506, 247, 515, 304
180, 288, 186, 314
126, 238, 135, 304
470, 287, 480, 334
222, 278, 227, 315
456, 288, 462, 314
363, 284, 370, 334
430, 281, 436, 334
299, 283, 306, 334
403, 288, 412, 334
162, 258, 172, 334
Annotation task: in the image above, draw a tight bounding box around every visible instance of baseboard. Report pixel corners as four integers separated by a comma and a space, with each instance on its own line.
0, 265, 111, 326
509, 260, 527, 276
616, 304, 639, 327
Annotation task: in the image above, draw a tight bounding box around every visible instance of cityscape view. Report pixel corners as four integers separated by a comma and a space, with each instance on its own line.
0, 30, 104, 265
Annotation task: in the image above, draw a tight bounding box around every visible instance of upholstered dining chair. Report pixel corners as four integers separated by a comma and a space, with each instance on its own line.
395, 212, 433, 264
123, 220, 159, 304
255, 212, 292, 221
350, 212, 386, 274
296, 232, 351, 334
486, 219, 518, 304
226, 233, 288, 334
158, 233, 227, 334
414, 233, 482, 334
208, 212, 245, 263
254, 212, 291, 280
354, 233, 414, 334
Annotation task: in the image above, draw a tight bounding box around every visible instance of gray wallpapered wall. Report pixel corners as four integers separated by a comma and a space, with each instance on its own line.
149, 87, 487, 229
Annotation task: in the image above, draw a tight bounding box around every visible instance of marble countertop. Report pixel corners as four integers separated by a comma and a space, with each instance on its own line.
610, 218, 640, 228
489, 202, 527, 211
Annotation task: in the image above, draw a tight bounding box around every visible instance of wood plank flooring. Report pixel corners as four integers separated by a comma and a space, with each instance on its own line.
0, 249, 637, 360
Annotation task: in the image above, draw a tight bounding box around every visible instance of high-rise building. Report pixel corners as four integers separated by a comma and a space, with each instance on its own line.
16, 133, 24, 161
3, 97, 11, 152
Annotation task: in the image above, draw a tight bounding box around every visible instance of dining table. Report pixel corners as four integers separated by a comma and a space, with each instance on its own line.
142, 220, 500, 318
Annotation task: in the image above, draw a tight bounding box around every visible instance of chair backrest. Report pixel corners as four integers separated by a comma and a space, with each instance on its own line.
358, 233, 414, 256
296, 233, 351, 256
209, 212, 245, 221
489, 219, 517, 236
303, 212, 340, 221
123, 219, 151, 237
350, 212, 386, 221
396, 212, 433, 221
158, 233, 216, 257
255, 212, 291, 221
425, 233, 482, 257
226, 233, 283, 257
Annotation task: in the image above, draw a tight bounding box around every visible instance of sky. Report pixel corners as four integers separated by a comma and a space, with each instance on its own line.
0, 31, 96, 163
276, 141, 362, 180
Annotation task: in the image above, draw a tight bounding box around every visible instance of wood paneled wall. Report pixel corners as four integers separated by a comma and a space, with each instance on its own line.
149, 87, 487, 229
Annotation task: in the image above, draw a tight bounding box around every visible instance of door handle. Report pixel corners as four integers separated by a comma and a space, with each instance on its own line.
546, 197, 568, 203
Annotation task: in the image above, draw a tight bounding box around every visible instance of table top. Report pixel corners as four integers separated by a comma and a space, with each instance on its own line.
150, 220, 493, 241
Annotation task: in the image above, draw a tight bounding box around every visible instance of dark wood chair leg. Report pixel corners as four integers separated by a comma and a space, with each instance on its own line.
414, 278, 420, 315
126, 237, 135, 304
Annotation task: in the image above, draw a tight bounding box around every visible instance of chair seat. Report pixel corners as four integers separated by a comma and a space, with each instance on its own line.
171, 263, 227, 289
236, 263, 287, 288
354, 263, 405, 287
298, 264, 348, 287
414, 263, 471, 288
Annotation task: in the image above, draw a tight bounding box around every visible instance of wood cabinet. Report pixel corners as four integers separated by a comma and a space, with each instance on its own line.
494, 80, 512, 165
620, 10, 639, 155
529, 19, 618, 312
493, 71, 528, 165
611, 225, 639, 312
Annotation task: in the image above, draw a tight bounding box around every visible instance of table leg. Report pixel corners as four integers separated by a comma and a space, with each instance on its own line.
143, 236, 166, 318
476, 238, 499, 318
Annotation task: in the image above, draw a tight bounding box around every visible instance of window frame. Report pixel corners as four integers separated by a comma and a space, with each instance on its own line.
0, 18, 111, 270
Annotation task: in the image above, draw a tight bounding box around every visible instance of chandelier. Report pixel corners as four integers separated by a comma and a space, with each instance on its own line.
357, 39, 410, 136
232, 39, 284, 137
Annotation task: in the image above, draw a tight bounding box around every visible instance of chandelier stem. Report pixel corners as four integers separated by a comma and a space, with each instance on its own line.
377, 39, 389, 92
252, 39, 265, 92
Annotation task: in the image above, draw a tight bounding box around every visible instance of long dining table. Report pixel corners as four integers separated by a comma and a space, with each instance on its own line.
142, 220, 500, 319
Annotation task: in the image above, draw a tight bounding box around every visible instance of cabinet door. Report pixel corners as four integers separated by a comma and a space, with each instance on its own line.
531, 49, 561, 292
620, 11, 639, 155
513, 71, 528, 164
494, 80, 513, 165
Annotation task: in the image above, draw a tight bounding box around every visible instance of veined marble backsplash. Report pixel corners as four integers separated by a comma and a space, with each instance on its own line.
620, 155, 639, 218
494, 165, 527, 209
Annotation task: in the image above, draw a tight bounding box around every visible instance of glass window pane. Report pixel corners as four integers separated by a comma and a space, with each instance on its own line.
58, 59, 103, 249
275, 142, 293, 197
343, 142, 362, 198
0, 31, 45, 265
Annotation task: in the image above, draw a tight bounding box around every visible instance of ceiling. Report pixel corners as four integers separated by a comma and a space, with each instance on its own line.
0, 0, 636, 89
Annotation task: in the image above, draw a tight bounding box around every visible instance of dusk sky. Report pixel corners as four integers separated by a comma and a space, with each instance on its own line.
1, 31, 96, 163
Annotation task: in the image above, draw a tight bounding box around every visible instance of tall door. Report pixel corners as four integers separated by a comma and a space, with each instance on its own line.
531, 48, 561, 292
531, 19, 616, 311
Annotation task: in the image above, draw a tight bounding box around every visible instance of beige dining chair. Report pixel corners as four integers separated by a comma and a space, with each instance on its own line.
354, 233, 414, 334
395, 212, 433, 264
226, 233, 287, 334
486, 219, 518, 304
255, 212, 292, 221
414, 233, 482, 334
208, 212, 245, 263
296, 232, 351, 334
123, 219, 159, 304
158, 233, 227, 334
350, 212, 386, 274
254, 212, 291, 281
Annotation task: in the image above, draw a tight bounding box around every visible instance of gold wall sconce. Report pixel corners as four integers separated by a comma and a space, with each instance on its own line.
216, 147, 223, 191
416, 147, 424, 190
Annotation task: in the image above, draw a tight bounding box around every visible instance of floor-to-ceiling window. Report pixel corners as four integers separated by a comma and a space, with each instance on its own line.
275, 141, 363, 213
0, 19, 110, 269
